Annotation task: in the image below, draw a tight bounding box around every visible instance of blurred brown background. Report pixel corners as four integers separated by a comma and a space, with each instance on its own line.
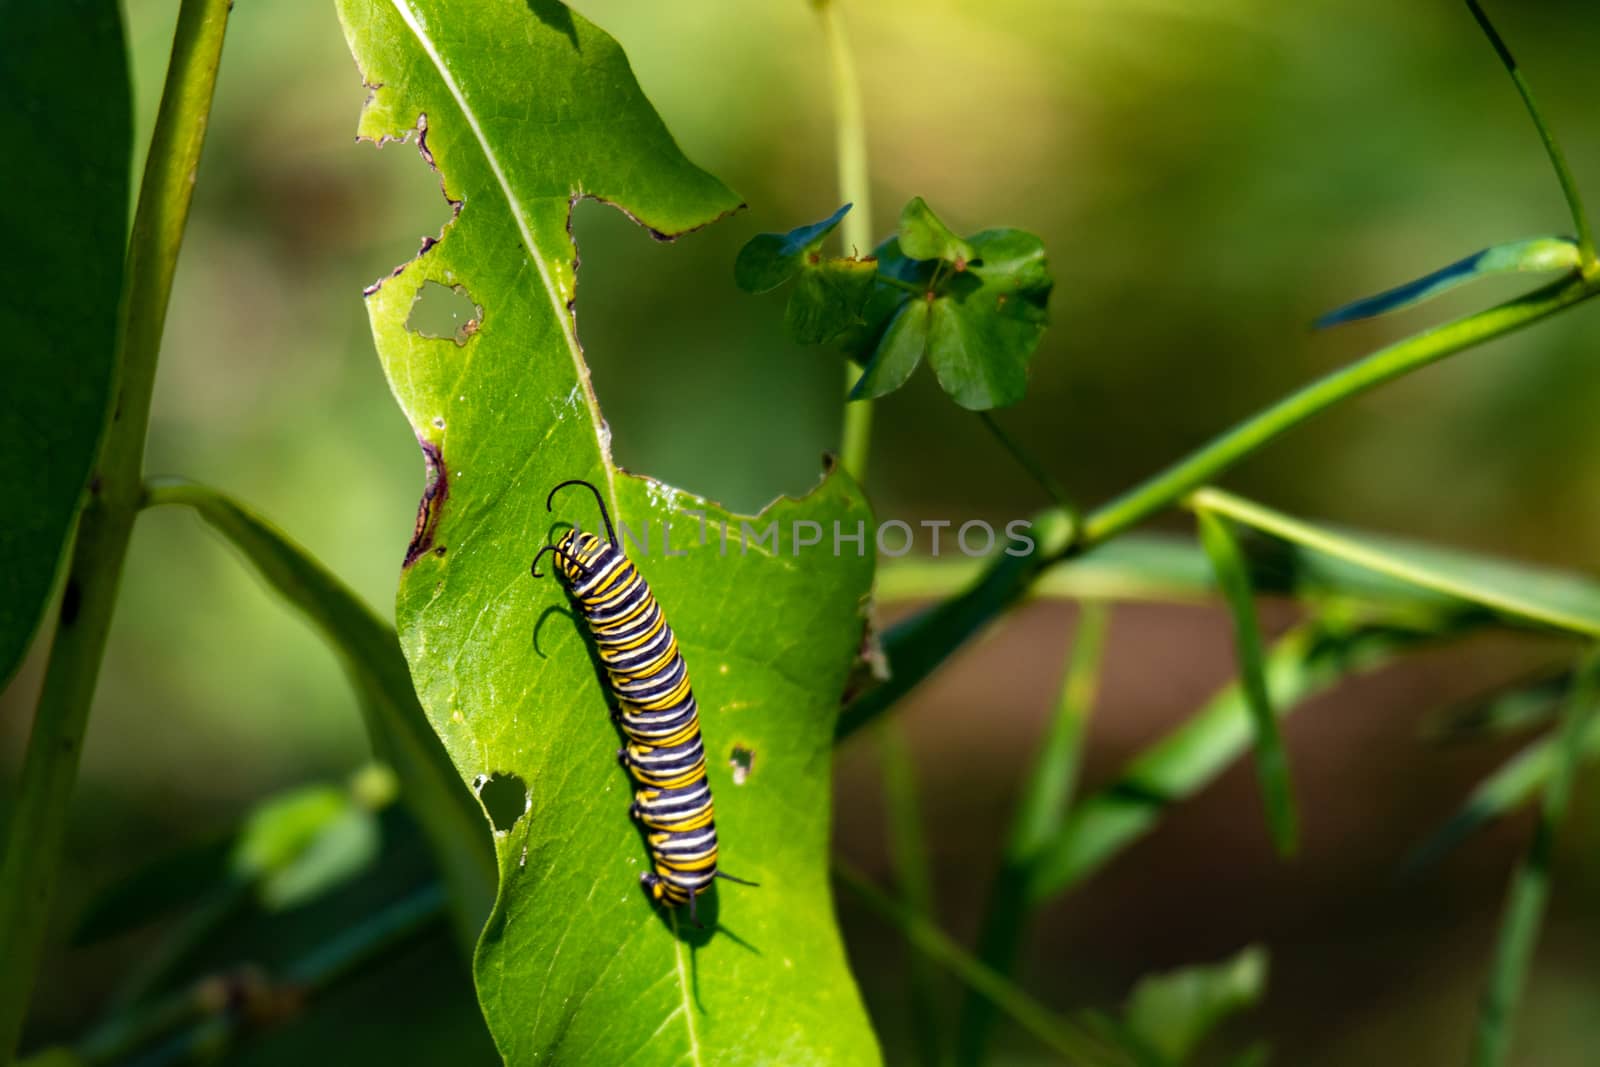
6, 0, 1600, 1062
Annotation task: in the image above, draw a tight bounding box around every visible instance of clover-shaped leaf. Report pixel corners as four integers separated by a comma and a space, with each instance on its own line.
848, 221, 1052, 410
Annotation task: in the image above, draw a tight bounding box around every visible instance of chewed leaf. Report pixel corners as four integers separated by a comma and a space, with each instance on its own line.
338, 2, 879, 1064
735, 203, 853, 292
1316, 235, 1580, 328
899, 196, 976, 265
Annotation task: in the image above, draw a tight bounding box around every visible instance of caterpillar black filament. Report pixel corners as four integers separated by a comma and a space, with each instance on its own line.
532, 479, 755, 925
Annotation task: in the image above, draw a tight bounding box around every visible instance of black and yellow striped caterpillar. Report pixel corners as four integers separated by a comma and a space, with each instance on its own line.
532, 479, 755, 924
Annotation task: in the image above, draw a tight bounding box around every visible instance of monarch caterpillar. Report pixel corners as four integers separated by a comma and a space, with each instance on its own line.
532, 479, 756, 925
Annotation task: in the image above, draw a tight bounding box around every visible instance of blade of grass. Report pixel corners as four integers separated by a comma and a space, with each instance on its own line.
841, 272, 1600, 743
1188, 487, 1600, 639
958, 603, 1110, 1066
141, 479, 495, 952
1196, 510, 1299, 856
0, 2, 231, 1056
877, 724, 947, 1067
1404, 696, 1600, 878
1029, 615, 1466, 902
1469, 649, 1600, 1067
834, 860, 1131, 1066
1464, 1, 1595, 272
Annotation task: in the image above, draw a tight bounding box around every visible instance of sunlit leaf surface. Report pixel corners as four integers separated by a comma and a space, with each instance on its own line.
339, 2, 880, 1062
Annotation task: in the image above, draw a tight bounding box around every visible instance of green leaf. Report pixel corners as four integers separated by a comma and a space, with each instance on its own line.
734, 203, 853, 292
1471, 650, 1600, 1067
1422, 668, 1566, 746
1029, 614, 1466, 900
338, 3, 879, 1063
848, 227, 1052, 410
234, 783, 383, 913
143, 480, 495, 953
786, 255, 879, 344
1404, 688, 1600, 876
1190, 488, 1600, 638
1197, 510, 1299, 857
0, 0, 130, 686
1316, 236, 1581, 328
898, 196, 976, 265
1121, 945, 1269, 1065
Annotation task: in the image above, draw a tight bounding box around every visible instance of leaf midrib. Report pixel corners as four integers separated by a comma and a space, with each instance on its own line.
389, 0, 624, 530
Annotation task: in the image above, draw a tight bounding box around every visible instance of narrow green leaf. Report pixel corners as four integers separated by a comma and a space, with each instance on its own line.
1404, 691, 1600, 876
958, 603, 1110, 1065
142, 480, 495, 953
1120, 945, 1269, 1065
898, 196, 976, 265
734, 203, 852, 292
1029, 616, 1461, 901
1197, 510, 1299, 857
1470, 649, 1600, 1067
339, 2, 879, 1061
0, 0, 129, 686
1315, 236, 1580, 328
1190, 487, 1600, 638
1421, 668, 1567, 746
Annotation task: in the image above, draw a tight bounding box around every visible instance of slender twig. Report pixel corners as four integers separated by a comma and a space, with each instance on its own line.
834, 861, 1128, 1066
0, 1, 232, 1056
958, 603, 1109, 1065
1465, 1, 1596, 272
877, 725, 947, 1067
977, 412, 1078, 518
1469, 649, 1600, 1067
816, 0, 876, 481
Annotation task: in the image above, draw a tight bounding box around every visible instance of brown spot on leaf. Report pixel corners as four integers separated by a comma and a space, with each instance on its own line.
403, 438, 448, 567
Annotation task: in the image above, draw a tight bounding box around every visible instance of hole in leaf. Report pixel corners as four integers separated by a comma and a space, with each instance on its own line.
476, 772, 528, 832
406, 279, 481, 346
729, 745, 754, 786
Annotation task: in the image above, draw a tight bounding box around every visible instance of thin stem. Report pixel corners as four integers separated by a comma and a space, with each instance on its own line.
1469, 649, 1600, 1067
1465, 1, 1596, 272
958, 603, 1109, 1065
816, 0, 875, 482
1082, 273, 1594, 547
978, 411, 1078, 517
876, 725, 947, 1067
834, 861, 1128, 1066
0, 0, 231, 1057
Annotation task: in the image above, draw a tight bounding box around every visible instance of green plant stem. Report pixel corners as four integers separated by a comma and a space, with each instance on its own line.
839, 273, 1598, 742
977, 412, 1077, 517
958, 603, 1109, 1065
1083, 273, 1594, 546
816, 0, 875, 482
834, 861, 1127, 1066
0, 1, 230, 1058
876, 725, 946, 1067
1465, 0, 1596, 272
1470, 649, 1600, 1067
74, 885, 447, 1067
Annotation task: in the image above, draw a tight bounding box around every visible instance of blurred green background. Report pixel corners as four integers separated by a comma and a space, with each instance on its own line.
7, 0, 1600, 1062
